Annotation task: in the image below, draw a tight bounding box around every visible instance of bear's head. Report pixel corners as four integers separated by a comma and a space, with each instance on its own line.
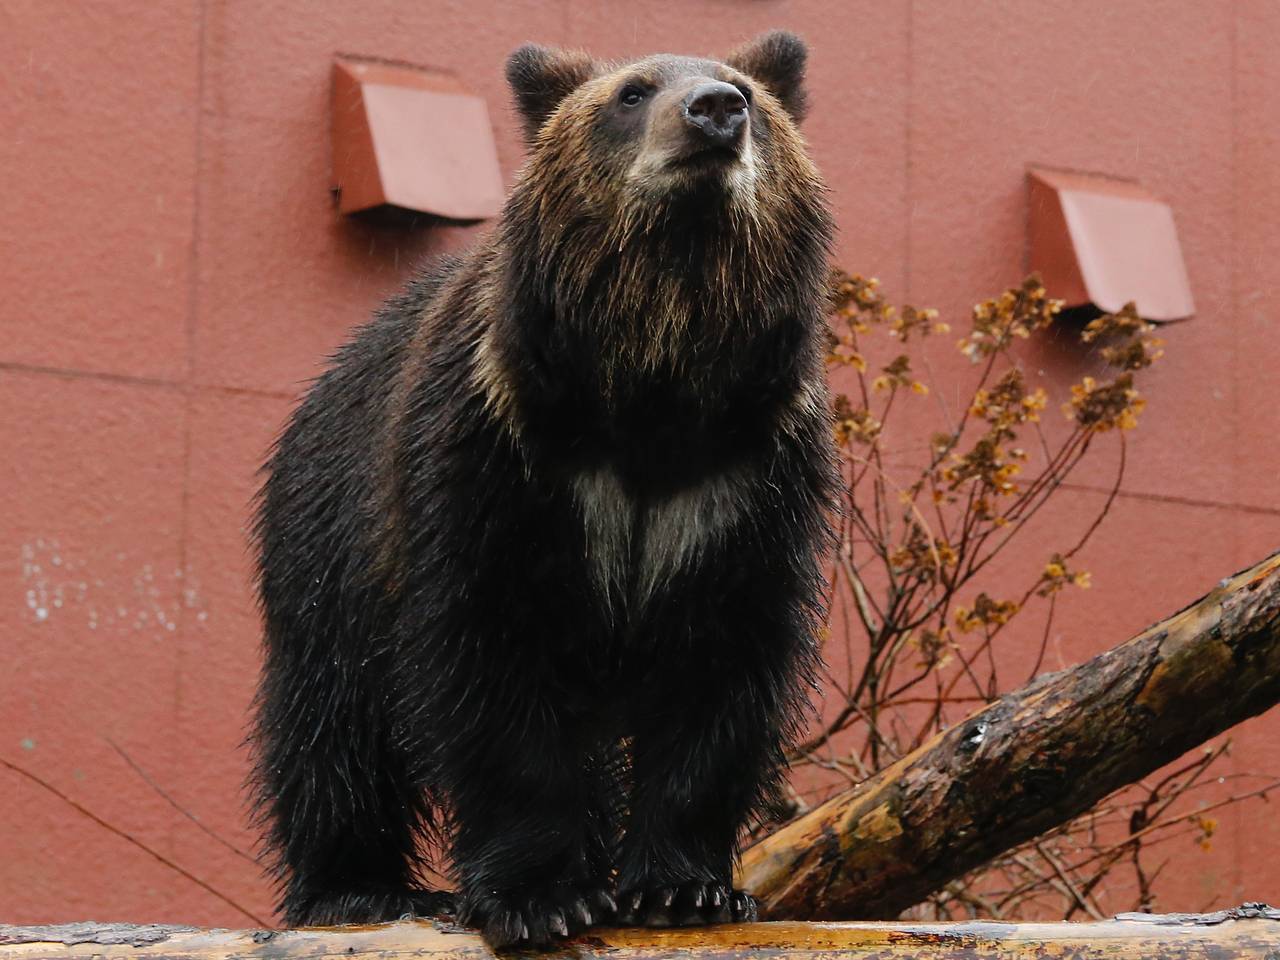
505, 31, 816, 213
491, 32, 830, 407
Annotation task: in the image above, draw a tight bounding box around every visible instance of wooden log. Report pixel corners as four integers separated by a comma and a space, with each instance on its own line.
739, 552, 1280, 920
2, 909, 1279, 960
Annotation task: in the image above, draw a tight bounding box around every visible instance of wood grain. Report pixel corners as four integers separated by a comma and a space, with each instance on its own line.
3, 908, 1279, 960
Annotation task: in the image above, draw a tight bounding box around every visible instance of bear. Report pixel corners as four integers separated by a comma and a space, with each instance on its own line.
250, 30, 835, 950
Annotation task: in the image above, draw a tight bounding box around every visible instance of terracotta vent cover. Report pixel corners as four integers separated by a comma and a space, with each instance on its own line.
1028, 167, 1194, 322
331, 56, 504, 222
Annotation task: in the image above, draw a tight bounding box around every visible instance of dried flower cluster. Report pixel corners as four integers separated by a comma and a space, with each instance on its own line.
958, 275, 1061, 362
889, 520, 956, 576
1067, 374, 1145, 432
1061, 302, 1164, 431
833, 394, 881, 446
954, 593, 1020, 633
873, 354, 929, 394
1037, 553, 1092, 596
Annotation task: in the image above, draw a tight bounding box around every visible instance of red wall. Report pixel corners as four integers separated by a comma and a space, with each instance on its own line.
2, 0, 1278, 926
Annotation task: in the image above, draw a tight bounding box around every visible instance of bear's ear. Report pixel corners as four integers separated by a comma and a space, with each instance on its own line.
726, 31, 809, 123
506, 43, 596, 142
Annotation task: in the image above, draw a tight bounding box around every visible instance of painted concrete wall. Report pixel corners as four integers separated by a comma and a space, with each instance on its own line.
2, 0, 1278, 926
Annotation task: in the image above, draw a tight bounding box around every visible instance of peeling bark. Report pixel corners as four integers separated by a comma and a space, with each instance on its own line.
739, 552, 1280, 920
2, 912, 1279, 960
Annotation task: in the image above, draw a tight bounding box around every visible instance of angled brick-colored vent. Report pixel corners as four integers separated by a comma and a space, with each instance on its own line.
1028, 167, 1194, 322
331, 56, 504, 222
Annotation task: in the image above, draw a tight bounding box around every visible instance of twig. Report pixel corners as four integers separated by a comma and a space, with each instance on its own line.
106, 738, 258, 866
0, 755, 268, 926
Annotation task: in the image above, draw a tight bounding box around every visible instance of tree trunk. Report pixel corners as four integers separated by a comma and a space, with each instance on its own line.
739, 551, 1280, 920
3, 909, 1280, 960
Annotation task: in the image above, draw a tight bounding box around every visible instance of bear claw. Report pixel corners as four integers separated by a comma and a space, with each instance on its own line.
464, 884, 615, 950
617, 882, 756, 927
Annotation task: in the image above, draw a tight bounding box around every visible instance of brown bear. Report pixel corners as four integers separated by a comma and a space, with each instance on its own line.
251, 31, 835, 950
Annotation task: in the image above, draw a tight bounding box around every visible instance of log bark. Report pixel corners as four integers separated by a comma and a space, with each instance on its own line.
2, 909, 1279, 960
739, 551, 1280, 920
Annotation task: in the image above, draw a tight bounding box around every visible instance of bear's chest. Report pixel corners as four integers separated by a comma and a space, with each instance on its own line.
572, 466, 748, 608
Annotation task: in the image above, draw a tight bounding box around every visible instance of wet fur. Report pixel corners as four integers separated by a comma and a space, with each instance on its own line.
251, 31, 835, 949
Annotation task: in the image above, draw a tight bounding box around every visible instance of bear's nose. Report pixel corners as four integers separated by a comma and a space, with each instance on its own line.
683, 82, 748, 147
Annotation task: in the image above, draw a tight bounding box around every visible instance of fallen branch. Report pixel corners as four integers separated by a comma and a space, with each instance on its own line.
2, 909, 1279, 960
740, 551, 1280, 919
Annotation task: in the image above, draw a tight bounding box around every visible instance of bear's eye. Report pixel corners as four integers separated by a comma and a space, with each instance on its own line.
619, 84, 647, 107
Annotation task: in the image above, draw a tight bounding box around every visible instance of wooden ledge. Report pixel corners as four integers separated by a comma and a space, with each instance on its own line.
3, 907, 1279, 960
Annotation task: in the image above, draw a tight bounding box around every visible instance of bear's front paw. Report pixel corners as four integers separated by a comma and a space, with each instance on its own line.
461, 883, 616, 950
617, 882, 757, 927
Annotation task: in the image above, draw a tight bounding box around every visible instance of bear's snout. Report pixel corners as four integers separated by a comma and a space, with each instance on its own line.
681, 81, 748, 148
